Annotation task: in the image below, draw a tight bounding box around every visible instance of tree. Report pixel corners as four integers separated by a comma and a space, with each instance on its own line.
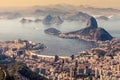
71, 55, 74, 60
54, 55, 59, 62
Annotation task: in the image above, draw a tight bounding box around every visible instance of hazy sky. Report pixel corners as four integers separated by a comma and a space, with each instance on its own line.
0, 0, 120, 8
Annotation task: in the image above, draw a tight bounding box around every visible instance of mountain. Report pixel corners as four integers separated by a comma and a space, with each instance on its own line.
60, 16, 113, 41
64, 26, 113, 41
43, 15, 63, 25
0, 62, 48, 80
63, 12, 91, 21
96, 16, 109, 21
43, 15, 54, 25
52, 16, 63, 25
86, 17, 98, 28
0, 12, 22, 19
45, 16, 113, 41
32, 4, 120, 16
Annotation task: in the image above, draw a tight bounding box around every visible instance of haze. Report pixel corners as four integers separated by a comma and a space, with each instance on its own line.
0, 0, 120, 9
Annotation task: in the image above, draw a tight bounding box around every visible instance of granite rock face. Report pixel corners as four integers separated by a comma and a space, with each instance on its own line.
43, 15, 53, 25
44, 16, 113, 41
86, 17, 98, 28
59, 16, 113, 41
43, 15, 63, 25
94, 28, 113, 41
52, 16, 63, 25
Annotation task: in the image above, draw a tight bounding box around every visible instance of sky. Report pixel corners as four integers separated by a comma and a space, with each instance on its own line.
0, 0, 120, 9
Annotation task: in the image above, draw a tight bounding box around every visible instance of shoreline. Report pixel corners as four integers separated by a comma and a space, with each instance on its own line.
29, 51, 71, 59
27, 38, 120, 59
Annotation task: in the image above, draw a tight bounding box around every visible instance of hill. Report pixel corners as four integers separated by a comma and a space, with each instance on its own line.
45, 16, 113, 41
0, 62, 48, 80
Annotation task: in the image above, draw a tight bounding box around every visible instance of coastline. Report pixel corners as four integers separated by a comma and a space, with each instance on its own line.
26, 37, 120, 59
29, 51, 70, 59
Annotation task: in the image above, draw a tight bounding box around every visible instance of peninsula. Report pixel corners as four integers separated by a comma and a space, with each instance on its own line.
45, 16, 113, 42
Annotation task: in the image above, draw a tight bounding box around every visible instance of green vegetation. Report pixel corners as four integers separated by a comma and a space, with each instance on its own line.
0, 69, 5, 80
0, 62, 48, 80
94, 49, 106, 58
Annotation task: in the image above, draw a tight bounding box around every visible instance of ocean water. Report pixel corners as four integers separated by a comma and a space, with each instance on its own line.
0, 16, 119, 56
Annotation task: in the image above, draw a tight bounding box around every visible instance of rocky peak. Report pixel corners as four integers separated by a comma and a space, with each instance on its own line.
43, 15, 63, 25
60, 17, 112, 41
52, 16, 63, 24
94, 28, 113, 41
86, 16, 98, 28
43, 15, 53, 24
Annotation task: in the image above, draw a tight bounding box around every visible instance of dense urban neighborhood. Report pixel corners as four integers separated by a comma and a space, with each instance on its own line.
0, 38, 119, 80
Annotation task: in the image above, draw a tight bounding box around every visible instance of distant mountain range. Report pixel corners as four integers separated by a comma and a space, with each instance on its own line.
0, 4, 120, 19
30, 4, 120, 18
42, 15, 63, 25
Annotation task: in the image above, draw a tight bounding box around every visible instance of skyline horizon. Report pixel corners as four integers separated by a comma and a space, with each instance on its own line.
0, 4, 120, 10
0, 0, 120, 9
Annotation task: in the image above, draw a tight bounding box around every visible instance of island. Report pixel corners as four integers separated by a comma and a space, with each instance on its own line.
44, 28, 61, 36
42, 15, 63, 25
